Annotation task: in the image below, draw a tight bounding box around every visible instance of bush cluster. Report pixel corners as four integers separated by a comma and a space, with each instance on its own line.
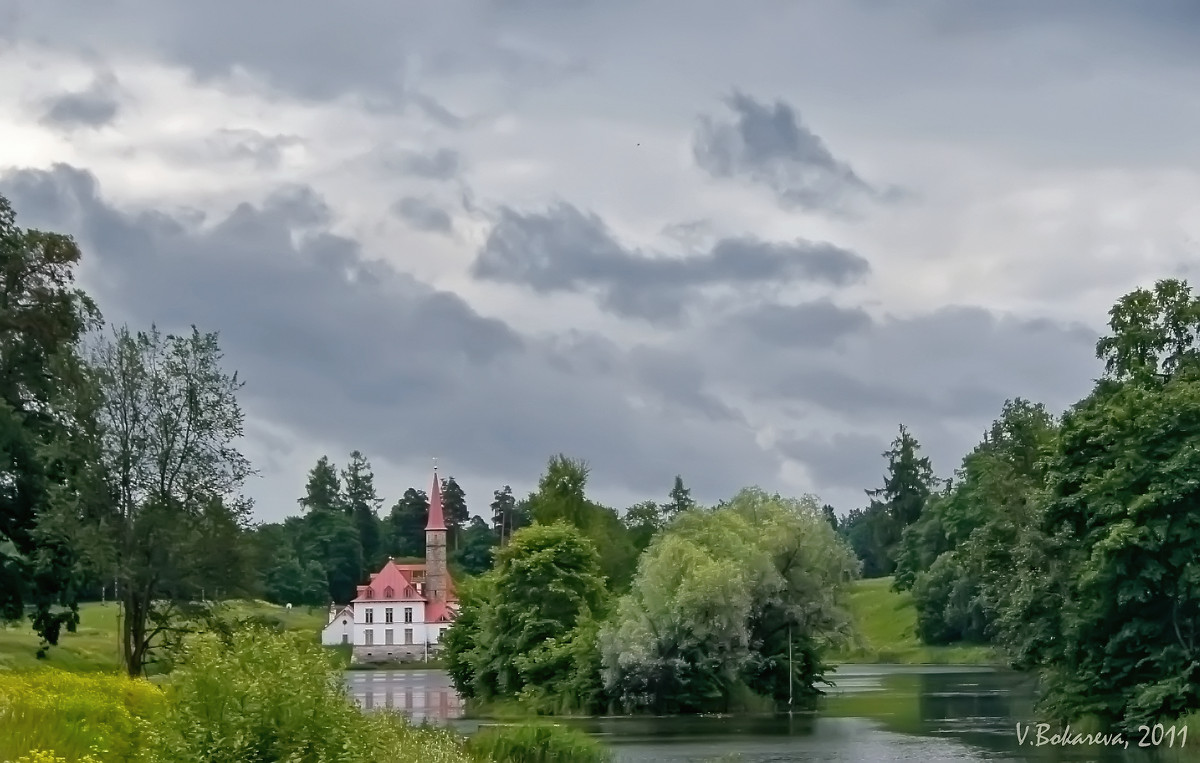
0, 626, 600, 763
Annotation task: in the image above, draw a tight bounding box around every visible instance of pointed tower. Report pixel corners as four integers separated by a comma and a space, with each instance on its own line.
425, 465, 448, 602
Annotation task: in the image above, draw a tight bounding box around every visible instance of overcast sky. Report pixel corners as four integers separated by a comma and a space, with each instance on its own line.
2, 1, 1198, 521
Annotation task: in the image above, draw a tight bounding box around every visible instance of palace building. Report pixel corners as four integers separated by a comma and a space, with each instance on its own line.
321, 467, 458, 662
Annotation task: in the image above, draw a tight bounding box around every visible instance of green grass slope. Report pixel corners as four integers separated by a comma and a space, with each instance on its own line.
830, 577, 1000, 665
0, 600, 329, 673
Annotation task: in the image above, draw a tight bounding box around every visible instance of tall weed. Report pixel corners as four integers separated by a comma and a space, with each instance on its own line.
0, 670, 164, 762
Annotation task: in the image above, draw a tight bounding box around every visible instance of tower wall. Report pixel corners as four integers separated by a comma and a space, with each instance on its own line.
425, 529, 447, 602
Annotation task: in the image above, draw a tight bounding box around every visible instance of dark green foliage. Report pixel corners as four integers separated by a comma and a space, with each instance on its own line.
442, 575, 489, 698
452, 515, 497, 576
443, 522, 609, 712
899, 398, 1057, 642
441, 476, 469, 549
298, 456, 344, 515
490, 484, 516, 543
838, 505, 892, 578
1027, 371, 1200, 730
903, 279, 1200, 734
842, 426, 939, 579
0, 194, 103, 651
263, 551, 328, 606
525, 455, 638, 591
301, 507, 362, 604
621, 500, 662, 554
821, 504, 838, 531
384, 488, 428, 558
529, 454, 591, 527
490, 485, 530, 546
463, 722, 611, 763
662, 475, 695, 519
343, 450, 383, 569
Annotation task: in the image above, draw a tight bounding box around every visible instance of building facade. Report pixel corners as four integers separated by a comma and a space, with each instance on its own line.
320, 468, 458, 662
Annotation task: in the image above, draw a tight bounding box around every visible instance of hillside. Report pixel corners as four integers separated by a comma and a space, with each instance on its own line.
831, 577, 1000, 665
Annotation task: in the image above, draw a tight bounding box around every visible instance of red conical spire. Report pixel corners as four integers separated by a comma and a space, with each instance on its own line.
426, 465, 446, 531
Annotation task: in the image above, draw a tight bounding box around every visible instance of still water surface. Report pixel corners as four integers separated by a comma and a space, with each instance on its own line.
346, 665, 1181, 761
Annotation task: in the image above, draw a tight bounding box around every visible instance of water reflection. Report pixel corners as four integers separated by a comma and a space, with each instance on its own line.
345, 670, 464, 723
346, 666, 1165, 762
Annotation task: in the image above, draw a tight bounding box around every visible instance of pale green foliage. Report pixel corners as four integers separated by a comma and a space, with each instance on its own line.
359, 712, 476, 763
464, 722, 610, 763
600, 488, 859, 713
155, 627, 473, 762
0, 630, 478, 763
156, 628, 361, 761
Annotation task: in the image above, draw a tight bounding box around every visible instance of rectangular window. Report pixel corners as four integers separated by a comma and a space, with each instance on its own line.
385, 629, 394, 645
385, 608, 394, 624
364, 629, 374, 646
342, 634, 349, 645
365, 608, 374, 624
404, 607, 413, 623
404, 628, 413, 644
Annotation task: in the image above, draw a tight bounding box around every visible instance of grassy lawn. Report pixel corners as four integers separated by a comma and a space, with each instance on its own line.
0, 600, 330, 673
830, 577, 1001, 666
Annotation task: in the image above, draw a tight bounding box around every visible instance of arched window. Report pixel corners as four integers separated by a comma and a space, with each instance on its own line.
365, 587, 374, 599
384, 586, 394, 599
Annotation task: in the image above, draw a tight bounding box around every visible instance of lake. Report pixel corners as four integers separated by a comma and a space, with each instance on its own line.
345, 665, 1185, 761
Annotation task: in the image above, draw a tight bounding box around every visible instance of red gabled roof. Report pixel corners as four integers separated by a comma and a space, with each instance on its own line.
426, 469, 446, 531
426, 600, 455, 623
351, 559, 426, 602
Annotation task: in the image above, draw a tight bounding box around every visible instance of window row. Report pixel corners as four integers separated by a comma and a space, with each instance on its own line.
363, 607, 415, 624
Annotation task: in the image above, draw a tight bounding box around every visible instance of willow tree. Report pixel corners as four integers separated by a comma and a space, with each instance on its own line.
600, 489, 859, 713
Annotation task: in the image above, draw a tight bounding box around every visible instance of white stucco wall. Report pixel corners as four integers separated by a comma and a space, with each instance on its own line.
352, 601, 432, 647
320, 610, 354, 646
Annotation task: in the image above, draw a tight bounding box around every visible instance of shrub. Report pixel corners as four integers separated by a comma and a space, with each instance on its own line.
0, 669, 165, 762
153, 626, 476, 763
463, 722, 610, 763
152, 627, 370, 761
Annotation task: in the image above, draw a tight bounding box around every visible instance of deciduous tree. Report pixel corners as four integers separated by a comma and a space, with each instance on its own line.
0, 194, 104, 653
91, 325, 252, 676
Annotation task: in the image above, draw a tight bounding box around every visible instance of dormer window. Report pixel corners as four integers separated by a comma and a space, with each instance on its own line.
384, 586, 394, 599
365, 587, 374, 599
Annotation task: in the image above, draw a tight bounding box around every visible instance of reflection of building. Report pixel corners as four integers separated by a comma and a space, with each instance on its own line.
345, 672, 464, 721
321, 468, 457, 662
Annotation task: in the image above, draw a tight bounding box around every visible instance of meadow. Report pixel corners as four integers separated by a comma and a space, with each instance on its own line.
0, 601, 330, 673
828, 577, 1000, 666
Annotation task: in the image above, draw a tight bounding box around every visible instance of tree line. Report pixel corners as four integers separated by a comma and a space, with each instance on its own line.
442, 459, 858, 715
0, 190, 703, 676
834, 278, 1200, 733
254, 453, 537, 606
5, 188, 1200, 729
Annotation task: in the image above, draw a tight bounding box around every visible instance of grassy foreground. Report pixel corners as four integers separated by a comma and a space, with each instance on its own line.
0, 600, 329, 673
830, 577, 1000, 665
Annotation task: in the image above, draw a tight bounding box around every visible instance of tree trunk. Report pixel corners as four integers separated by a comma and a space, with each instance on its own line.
120, 590, 149, 677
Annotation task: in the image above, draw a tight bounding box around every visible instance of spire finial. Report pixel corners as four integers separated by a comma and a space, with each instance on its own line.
433, 456, 438, 472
